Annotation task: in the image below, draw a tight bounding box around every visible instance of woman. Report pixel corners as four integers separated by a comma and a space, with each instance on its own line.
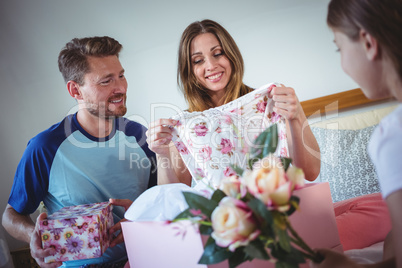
312, 0, 402, 267
147, 19, 320, 186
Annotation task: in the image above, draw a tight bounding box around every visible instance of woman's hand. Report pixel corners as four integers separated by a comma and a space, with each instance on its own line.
269, 84, 321, 181
269, 84, 302, 121
146, 119, 177, 156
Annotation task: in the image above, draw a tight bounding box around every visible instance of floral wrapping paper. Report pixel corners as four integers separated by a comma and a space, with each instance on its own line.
40, 202, 113, 263
171, 82, 289, 195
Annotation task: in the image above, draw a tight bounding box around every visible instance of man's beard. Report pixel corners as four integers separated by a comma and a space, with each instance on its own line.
85, 97, 127, 119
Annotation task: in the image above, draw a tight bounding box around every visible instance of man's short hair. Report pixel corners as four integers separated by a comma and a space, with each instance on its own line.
58, 36, 122, 85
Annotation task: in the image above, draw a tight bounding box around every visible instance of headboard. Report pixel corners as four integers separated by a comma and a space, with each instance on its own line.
300, 88, 394, 117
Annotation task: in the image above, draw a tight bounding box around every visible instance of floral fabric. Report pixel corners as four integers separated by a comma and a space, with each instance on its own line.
171, 83, 288, 194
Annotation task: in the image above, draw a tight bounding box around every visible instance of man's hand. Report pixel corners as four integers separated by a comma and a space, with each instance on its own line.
108, 198, 133, 247
30, 213, 62, 268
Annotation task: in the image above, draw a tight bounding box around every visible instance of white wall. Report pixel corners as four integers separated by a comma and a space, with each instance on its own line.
0, 0, 358, 251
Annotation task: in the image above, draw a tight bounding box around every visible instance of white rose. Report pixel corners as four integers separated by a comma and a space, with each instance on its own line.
211, 197, 260, 251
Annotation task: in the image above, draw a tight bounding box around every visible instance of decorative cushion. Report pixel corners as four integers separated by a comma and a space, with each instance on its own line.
171, 83, 289, 193
311, 105, 397, 130
311, 125, 380, 202
334, 192, 391, 250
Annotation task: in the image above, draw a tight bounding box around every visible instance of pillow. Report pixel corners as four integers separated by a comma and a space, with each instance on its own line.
311, 105, 397, 130
171, 83, 289, 193
334, 192, 391, 250
311, 125, 380, 202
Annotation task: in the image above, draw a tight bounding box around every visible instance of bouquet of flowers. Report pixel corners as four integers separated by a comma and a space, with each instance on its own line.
173, 124, 322, 268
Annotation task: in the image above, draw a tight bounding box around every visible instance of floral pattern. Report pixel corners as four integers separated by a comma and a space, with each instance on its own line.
193, 123, 209, 137
199, 145, 212, 162
40, 202, 113, 264
171, 83, 289, 194
217, 138, 234, 156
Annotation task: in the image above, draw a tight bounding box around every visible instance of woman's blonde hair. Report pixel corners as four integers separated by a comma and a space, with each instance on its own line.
177, 19, 252, 112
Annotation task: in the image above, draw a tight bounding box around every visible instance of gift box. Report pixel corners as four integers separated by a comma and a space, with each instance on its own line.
40, 201, 113, 263
121, 182, 343, 268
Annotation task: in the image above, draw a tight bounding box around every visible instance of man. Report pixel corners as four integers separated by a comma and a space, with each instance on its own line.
2, 36, 157, 267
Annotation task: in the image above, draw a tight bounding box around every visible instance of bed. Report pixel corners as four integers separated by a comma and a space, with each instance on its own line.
300, 88, 397, 264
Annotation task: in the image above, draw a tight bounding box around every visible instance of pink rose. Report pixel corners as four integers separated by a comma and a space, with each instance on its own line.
267, 84, 277, 92
222, 114, 232, 125
256, 100, 267, 113
270, 111, 281, 123
286, 166, 305, 190
220, 138, 233, 155
229, 108, 243, 115
279, 130, 287, 140
218, 175, 246, 198
244, 155, 292, 212
223, 166, 236, 177
194, 123, 208, 136
280, 147, 288, 157
194, 168, 206, 180
211, 197, 260, 251
199, 145, 212, 162
174, 141, 189, 155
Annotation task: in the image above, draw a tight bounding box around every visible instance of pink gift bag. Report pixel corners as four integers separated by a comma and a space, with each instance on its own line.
122, 182, 342, 268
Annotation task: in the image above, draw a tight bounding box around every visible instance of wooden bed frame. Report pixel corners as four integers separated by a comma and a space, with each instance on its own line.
300, 88, 394, 117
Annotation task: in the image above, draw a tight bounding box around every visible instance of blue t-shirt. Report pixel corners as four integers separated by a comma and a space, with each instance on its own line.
8, 113, 157, 266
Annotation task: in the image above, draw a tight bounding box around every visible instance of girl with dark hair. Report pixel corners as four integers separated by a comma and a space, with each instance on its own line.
313, 1, 402, 267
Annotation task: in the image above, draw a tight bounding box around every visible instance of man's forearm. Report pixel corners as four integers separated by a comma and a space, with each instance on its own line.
2, 204, 35, 244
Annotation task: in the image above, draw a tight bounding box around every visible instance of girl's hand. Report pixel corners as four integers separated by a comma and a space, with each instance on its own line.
310, 248, 362, 268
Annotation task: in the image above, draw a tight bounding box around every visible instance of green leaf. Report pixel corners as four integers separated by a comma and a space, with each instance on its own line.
228, 248, 251, 268
199, 237, 233, 264
244, 239, 270, 260
248, 157, 259, 170
275, 226, 291, 253
250, 124, 278, 160
172, 208, 193, 221
280, 157, 292, 171
247, 198, 274, 237
230, 164, 244, 177
272, 245, 306, 266
211, 189, 227, 204
183, 191, 218, 218
199, 224, 213, 235
285, 196, 300, 216
289, 247, 306, 264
